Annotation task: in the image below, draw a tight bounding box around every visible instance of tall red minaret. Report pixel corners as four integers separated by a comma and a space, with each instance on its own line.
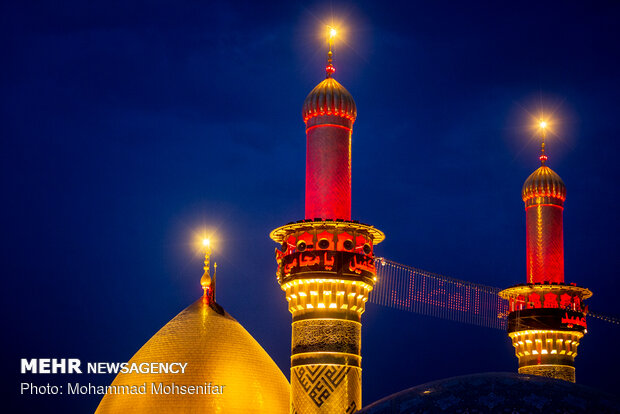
270, 27, 384, 413
303, 27, 355, 220
523, 124, 565, 284
500, 121, 592, 382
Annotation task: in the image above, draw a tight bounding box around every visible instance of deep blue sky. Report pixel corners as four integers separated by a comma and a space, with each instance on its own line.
4, 1, 619, 412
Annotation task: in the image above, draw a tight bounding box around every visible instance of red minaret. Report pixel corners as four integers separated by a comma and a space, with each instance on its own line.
270, 27, 384, 413
303, 29, 356, 220
523, 126, 565, 284
500, 121, 592, 382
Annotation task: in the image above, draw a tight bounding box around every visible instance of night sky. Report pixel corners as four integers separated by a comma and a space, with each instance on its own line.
4, 1, 619, 412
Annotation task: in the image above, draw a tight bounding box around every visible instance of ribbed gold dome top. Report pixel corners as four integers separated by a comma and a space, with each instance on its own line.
96, 299, 290, 414
522, 165, 566, 202
302, 77, 357, 122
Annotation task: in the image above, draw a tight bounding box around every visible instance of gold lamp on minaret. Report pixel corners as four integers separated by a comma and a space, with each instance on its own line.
270, 25, 384, 413
499, 120, 592, 382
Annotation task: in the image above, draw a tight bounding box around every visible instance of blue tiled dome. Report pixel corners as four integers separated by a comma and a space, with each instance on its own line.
359, 373, 619, 413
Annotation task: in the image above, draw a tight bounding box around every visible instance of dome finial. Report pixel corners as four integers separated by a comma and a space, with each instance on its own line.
539, 120, 548, 165
212, 262, 217, 302
200, 238, 214, 303
326, 25, 337, 78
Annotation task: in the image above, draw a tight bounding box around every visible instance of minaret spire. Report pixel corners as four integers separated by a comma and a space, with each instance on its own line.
302, 24, 356, 220
539, 120, 548, 165
326, 26, 336, 78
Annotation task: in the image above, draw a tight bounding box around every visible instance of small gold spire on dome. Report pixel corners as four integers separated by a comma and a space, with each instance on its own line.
200, 238, 216, 303
326, 25, 337, 78
212, 262, 217, 302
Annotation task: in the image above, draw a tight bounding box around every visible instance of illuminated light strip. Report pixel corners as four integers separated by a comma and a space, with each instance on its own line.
508, 330, 584, 344
291, 318, 362, 326
305, 123, 353, 133
523, 193, 566, 202
525, 204, 564, 210
508, 329, 583, 336
523, 194, 566, 200
303, 111, 356, 123
281, 279, 372, 291
499, 284, 592, 301
509, 329, 584, 336
282, 278, 349, 288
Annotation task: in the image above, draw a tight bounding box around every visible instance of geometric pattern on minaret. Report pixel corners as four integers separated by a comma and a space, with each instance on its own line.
500, 125, 592, 382
271, 28, 384, 413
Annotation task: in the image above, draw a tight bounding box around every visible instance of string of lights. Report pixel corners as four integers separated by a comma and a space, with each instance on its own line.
588, 312, 620, 325
370, 258, 509, 330
369, 258, 619, 330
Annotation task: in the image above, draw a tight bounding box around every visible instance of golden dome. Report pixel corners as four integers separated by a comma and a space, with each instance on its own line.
302, 77, 357, 123
522, 165, 566, 202
96, 299, 290, 414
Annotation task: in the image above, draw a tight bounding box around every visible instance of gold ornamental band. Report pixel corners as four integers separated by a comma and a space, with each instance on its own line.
524, 196, 564, 208
270, 220, 385, 244
292, 311, 363, 322
291, 318, 362, 326
291, 352, 362, 368
499, 284, 592, 299
518, 364, 575, 382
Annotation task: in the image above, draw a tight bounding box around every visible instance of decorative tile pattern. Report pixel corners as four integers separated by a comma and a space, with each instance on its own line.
294, 365, 349, 406
292, 365, 361, 413
292, 319, 360, 354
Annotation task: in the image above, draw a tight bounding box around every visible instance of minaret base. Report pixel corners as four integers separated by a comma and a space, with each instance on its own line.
500, 284, 590, 383
508, 328, 583, 383
271, 220, 383, 414
518, 365, 575, 382
290, 317, 362, 413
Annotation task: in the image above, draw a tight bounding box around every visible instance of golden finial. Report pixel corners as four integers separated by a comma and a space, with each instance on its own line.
212, 262, 217, 302
200, 238, 212, 302
539, 120, 548, 165
326, 26, 337, 78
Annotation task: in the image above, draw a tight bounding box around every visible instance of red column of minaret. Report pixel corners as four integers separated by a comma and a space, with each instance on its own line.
499, 121, 592, 383
270, 27, 384, 414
